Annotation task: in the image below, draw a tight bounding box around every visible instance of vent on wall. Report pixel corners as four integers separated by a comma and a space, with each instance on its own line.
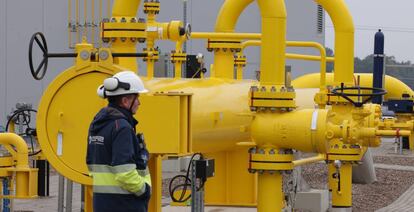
317, 4, 324, 34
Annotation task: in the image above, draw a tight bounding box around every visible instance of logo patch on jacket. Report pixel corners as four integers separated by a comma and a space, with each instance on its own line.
89, 136, 104, 145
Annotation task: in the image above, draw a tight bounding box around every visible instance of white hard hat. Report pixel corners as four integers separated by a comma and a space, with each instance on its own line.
97, 71, 148, 98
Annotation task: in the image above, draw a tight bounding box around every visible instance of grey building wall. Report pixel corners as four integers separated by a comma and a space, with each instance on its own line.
0, 0, 324, 126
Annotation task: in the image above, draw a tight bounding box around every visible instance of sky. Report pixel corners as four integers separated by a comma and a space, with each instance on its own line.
325, 0, 414, 63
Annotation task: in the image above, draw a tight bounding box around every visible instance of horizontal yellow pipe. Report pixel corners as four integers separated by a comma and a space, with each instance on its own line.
241, 40, 334, 62
377, 130, 411, 137
292, 154, 326, 167
0, 133, 29, 168
286, 54, 334, 63
191, 32, 261, 40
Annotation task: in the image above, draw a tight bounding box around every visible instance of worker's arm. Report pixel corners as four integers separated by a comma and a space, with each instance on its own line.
111, 125, 149, 196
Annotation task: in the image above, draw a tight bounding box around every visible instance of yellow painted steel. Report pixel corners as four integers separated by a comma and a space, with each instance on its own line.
213, 0, 255, 79
148, 155, 162, 212
36, 45, 121, 185
256, 0, 286, 86
250, 109, 329, 153
0, 133, 38, 199
110, 0, 141, 72
316, 0, 354, 85
293, 73, 414, 99
257, 172, 283, 212
329, 162, 352, 208
292, 154, 326, 167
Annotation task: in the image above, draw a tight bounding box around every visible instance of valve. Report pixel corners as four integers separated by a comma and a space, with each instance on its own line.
331, 83, 386, 107
28, 32, 149, 80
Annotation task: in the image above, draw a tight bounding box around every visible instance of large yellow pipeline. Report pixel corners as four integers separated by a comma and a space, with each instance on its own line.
144, 78, 319, 153
315, 0, 354, 85
293, 73, 414, 99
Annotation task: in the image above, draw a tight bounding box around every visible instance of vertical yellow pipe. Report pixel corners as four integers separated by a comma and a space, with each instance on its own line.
84, 185, 93, 212
236, 52, 243, 80
214, 0, 254, 79
110, 0, 141, 72
329, 162, 352, 208
315, 0, 354, 85
174, 40, 183, 78
257, 0, 286, 86
257, 172, 283, 211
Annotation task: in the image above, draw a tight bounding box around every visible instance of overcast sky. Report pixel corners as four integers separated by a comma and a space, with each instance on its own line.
325, 0, 414, 63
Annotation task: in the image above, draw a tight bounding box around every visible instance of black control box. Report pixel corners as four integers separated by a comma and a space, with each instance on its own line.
195, 159, 215, 182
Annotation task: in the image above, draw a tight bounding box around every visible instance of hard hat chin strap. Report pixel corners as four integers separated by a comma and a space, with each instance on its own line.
128, 94, 138, 113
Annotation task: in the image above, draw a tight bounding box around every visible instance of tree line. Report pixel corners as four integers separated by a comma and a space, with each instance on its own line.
326, 47, 414, 89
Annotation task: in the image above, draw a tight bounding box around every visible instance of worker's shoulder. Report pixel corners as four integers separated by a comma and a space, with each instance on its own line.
113, 118, 134, 131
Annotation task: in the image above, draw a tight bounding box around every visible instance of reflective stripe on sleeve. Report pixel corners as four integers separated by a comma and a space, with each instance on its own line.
88, 164, 137, 173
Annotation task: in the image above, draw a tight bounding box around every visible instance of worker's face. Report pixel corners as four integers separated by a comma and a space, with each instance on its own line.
121, 94, 140, 114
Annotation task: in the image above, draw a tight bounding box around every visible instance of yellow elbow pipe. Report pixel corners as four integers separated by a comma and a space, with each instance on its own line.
315, 0, 354, 85
0, 133, 29, 169
214, 0, 254, 79
292, 154, 326, 167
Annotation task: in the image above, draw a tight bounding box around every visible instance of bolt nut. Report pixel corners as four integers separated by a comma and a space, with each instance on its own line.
248, 168, 256, 174
99, 50, 109, 61
258, 149, 265, 154
110, 17, 117, 23
130, 17, 137, 23
258, 170, 264, 174
334, 160, 342, 168
269, 149, 275, 155
79, 50, 90, 60
248, 147, 257, 154
120, 17, 127, 23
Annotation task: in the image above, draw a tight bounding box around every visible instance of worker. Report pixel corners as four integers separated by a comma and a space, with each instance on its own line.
86, 71, 151, 212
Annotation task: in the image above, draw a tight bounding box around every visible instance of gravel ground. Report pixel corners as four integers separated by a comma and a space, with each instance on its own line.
302, 162, 414, 212
373, 155, 414, 166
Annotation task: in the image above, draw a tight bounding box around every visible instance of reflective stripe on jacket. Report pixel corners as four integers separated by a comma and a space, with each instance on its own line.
86, 104, 151, 212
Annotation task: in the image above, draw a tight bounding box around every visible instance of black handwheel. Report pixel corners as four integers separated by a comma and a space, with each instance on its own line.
331, 85, 387, 107
29, 32, 49, 80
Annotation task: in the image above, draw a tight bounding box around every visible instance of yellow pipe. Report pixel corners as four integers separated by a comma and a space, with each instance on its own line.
292, 154, 326, 167
376, 129, 411, 137
315, 0, 354, 85
8, 121, 15, 133
286, 53, 335, 63
213, 0, 255, 79
236, 52, 243, 80
112, 0, 141, 17
0, 133, 29, 169
251, 109, 329, 153
286, 41, 326, 91
174, 39, 183, 79
146, 39, 155, 79
256, 0, 287, 86
257, 172, 283, 211
110, 0, 141, 72
293, 73, 414, 100
329, 162, 352, 208
191, 32, 261, 40
240, 40, 331, 90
